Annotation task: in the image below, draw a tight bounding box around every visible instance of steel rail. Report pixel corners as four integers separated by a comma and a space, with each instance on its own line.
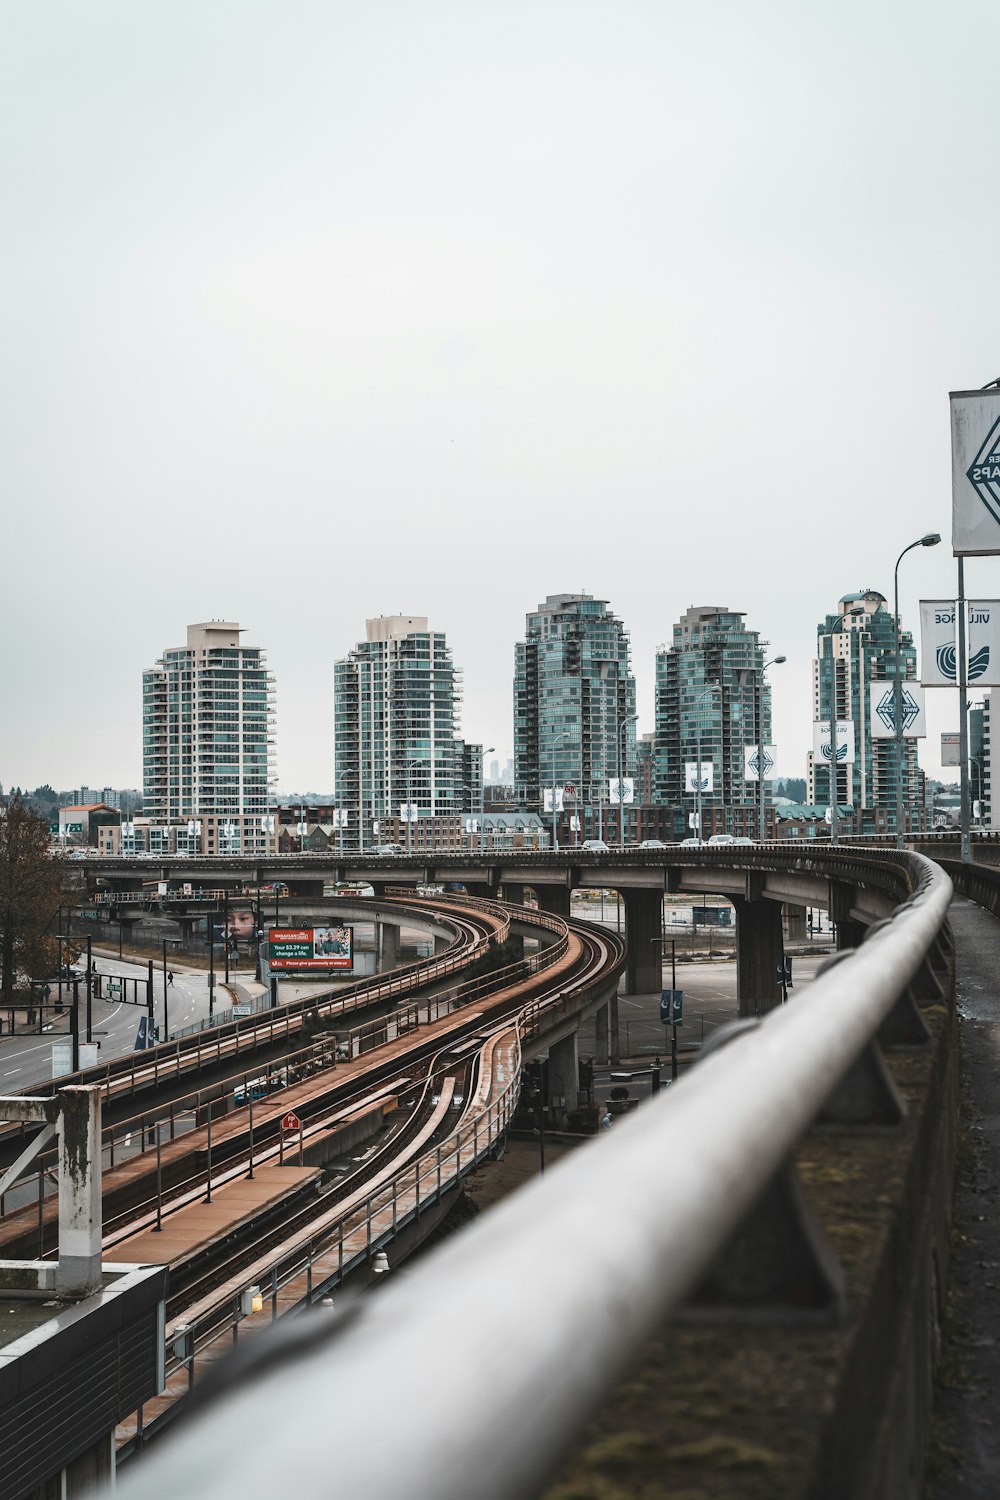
119, 850, 951, 1500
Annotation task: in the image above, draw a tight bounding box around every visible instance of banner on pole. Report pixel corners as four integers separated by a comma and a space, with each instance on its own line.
684, 762, 713, 794
608, 777, 634, 805
812, 721, 855, 765
542, 787, 565, 813
951, 388, 1000, 556
941, 733, 961, 767
744, 744, 777, 782
920, 598, 1000, 686
869, 683, 926, 738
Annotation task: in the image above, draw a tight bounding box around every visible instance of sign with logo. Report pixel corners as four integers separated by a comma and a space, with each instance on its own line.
399, 802, 418, 823
684, 762, 713, 794
941, 732, 961, 767
134, 1015, 155, 1050
542, 787, 565, 813
812, 721, 855, 765
951, 388, 1000, 555
268, 927, 354, 971
660, 989, 684, 1024
744, 744, 777, 782
869, 683, 927, 738
920, 599, 1000, 686
608, 777, 634, 806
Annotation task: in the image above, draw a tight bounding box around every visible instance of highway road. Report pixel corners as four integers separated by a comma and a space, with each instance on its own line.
0, 954, 220, 1094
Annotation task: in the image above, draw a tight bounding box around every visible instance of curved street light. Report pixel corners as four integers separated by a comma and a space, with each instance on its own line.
894, 533, 941, 847
757, 656, 786, 841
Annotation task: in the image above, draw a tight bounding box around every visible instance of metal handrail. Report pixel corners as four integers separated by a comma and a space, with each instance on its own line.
119, 850, 951, 1500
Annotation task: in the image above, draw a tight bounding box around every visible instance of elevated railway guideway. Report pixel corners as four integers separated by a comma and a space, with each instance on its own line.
32, 899, 625, 1458
116, 844, 967, 1500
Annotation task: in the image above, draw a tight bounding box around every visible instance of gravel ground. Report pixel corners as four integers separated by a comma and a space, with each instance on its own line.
925, 897, 1000, 1498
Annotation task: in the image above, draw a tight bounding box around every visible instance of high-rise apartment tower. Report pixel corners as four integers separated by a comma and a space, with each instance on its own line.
654, 605, 773, 836
513, 593, 636, 840
142, 621, 274, 854
334, 616, 473, 850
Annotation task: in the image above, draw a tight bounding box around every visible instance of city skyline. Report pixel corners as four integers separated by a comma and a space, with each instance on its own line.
3, 3, 996, 792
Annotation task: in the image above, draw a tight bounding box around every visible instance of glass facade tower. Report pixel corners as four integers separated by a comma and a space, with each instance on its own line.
142, 621, 274, 854
808, 589, 920, 835
654, 605, 772, 835
513, 593, 636, 839
334, 616, 471, 851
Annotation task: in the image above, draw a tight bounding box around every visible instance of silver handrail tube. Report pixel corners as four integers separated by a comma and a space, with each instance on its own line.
120, 853, 952, 1500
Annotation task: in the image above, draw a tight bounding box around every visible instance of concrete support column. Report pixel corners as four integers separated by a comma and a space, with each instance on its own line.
533, 886, 571, 919
433, 934, 450, 954
594, 1004, 610, 1067
501, 883, 525, 906
547, 1032, 579, 1128
287, 879, 325, 897
624, 888, 663, 996
64, 1432, 114, 1497
56, 1086, 102, 1297
378, 920, 400, 970
733, 897, 784, 1018
783, 903, 807, 943
829, 879, 866, 951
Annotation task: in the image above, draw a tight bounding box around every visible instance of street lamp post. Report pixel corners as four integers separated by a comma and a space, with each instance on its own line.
893, 533, 940, 848
828, 606, 865, 845
614, 713, 639, 848
692, 687, 717, 842
549, 732, 570, 851
757, 656, 786, 841
404, 760, 422, 855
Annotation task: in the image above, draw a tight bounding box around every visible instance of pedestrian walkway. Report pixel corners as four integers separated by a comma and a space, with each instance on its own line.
926, 897, 1000, 1497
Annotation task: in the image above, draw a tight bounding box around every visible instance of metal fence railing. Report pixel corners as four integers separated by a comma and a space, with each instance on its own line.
116, 848, 952, 1500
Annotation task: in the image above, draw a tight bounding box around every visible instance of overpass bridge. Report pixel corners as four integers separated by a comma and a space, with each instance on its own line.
8, 844, 987, 1496
89, 840, 967, 1500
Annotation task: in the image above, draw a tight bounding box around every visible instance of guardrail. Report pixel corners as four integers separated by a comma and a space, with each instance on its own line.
119, 847, 953, 1500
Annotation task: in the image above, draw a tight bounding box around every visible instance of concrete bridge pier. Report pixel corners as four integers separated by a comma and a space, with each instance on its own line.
287, 879, 325, 898
533, 886, 571, 919
783, 903, 807, 943
594, 1004, 610, 1067
830, 880, 866, 951
501, 883, 525, 906
547, 1032, 579, 1128
624, 889, 662, 996
377, 920, 400, 971
733, 896, 784, 1017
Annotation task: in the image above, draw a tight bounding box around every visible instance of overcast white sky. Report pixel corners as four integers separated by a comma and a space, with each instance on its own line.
3, 0, 998, 795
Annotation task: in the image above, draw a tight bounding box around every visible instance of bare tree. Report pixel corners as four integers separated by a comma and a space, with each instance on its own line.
0, 798, 63, 1003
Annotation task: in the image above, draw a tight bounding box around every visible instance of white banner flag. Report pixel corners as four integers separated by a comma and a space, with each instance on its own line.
920, 598, 1000, 686
812, 721, 855, 765
542, 787, 565, 813
869, 683, 926, 738
952, 389, 1000, 556
399, 801, 418, 822
684, 761, 713, 794
744, 744, 777, 782
608, 777, 634, 805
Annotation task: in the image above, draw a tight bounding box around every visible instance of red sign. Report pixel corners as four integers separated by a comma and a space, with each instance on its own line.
281, 1112, 302, 1131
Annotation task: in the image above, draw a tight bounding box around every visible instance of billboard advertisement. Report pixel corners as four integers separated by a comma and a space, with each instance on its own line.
869, 683, 926, 738
268, 926, 354, 971
951, 389, 1000, 555
811, 721, 855, 765
919, 599, 1000, 686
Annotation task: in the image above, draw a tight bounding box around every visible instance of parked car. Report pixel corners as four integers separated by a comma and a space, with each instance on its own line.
581, 839, 609, 852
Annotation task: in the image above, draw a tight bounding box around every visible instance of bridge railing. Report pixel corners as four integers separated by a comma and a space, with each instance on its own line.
119, 847, 953, 1500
